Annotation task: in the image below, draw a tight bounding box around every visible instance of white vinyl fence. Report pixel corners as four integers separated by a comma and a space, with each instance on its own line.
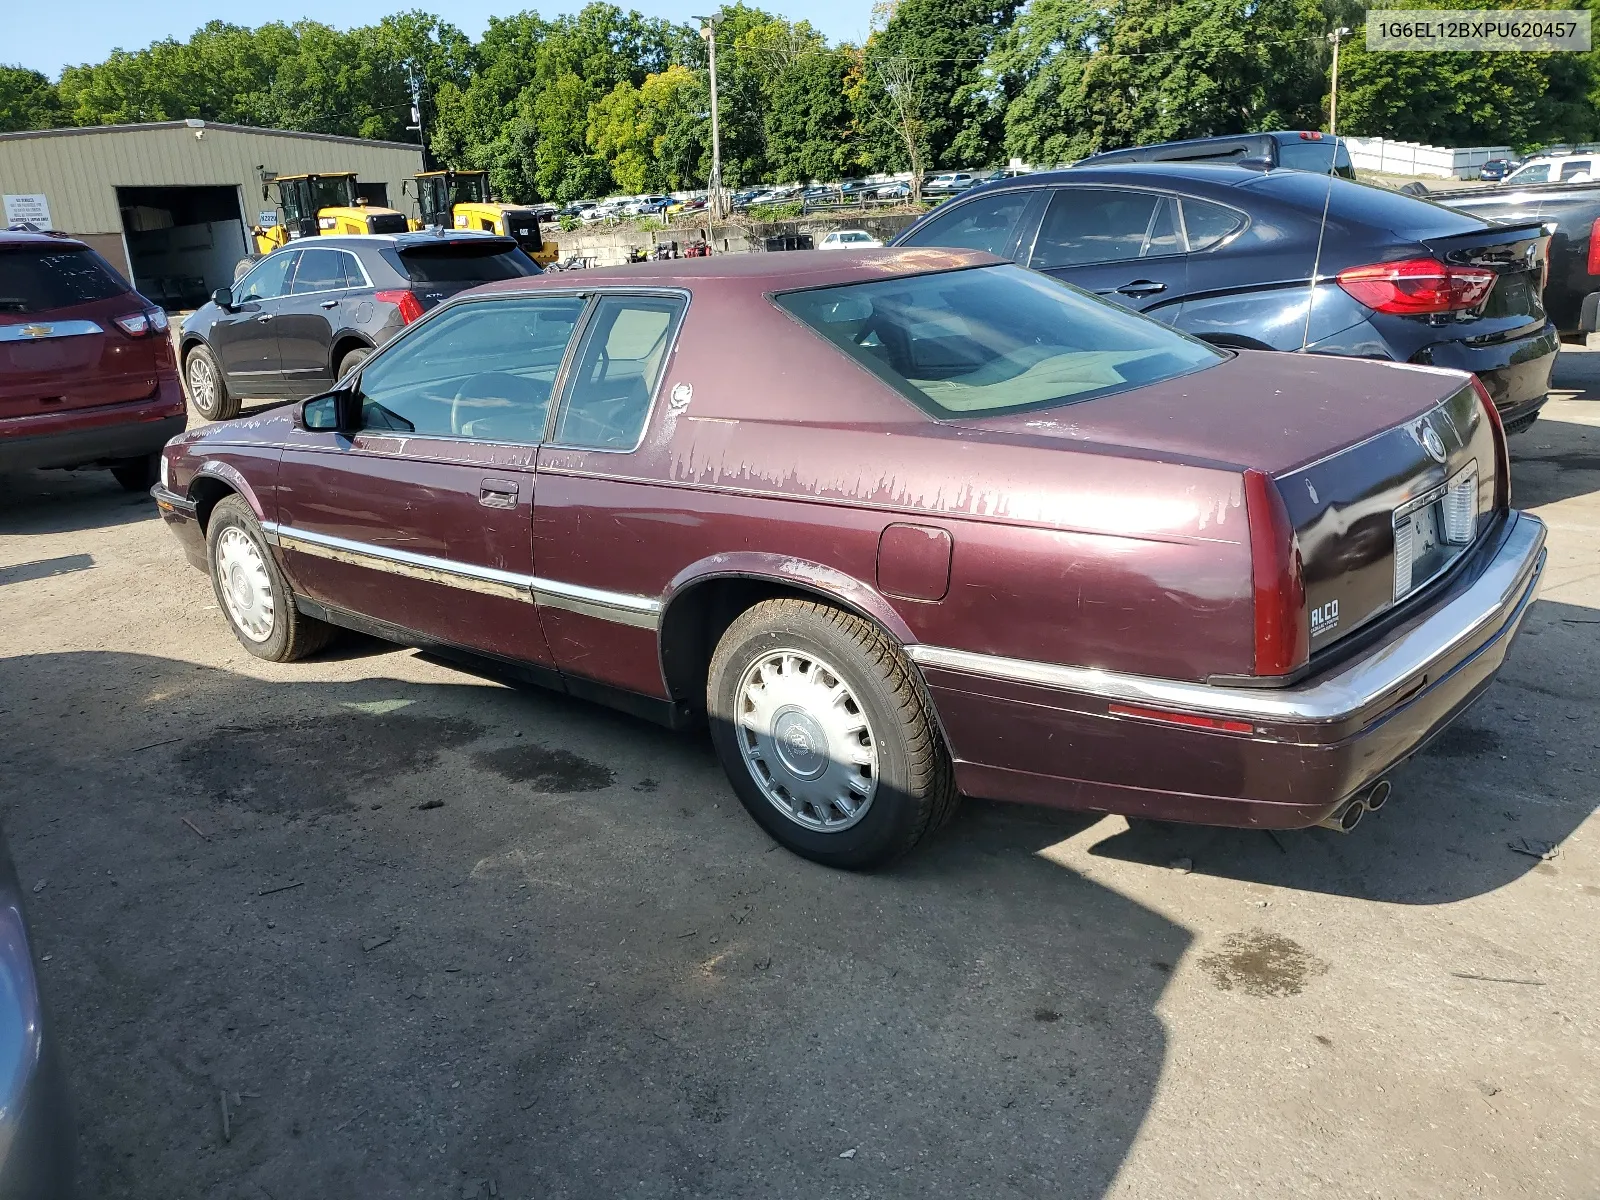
1342, 136, 1513, 179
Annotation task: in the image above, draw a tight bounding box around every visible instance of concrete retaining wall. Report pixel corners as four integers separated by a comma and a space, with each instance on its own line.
553, 211, 923, 267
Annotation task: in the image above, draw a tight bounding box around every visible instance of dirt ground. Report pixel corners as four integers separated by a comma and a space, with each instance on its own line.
1, 349, 1597, 1200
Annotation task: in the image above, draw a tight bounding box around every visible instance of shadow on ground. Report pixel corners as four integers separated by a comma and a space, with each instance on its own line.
0, 650, 1184, 1200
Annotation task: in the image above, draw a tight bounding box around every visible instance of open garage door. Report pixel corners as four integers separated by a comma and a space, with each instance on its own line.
116, 186, 248, 311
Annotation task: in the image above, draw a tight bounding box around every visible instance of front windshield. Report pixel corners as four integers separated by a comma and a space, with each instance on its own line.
775, 264, 1225, 419
309, 176, 355, 211
452, 174, 487, 205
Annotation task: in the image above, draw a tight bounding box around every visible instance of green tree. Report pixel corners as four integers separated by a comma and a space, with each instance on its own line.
0, 66, 65, 132
1337, 0, 1599, 147
764, 48, 854, 182
866, 0, 1020, 170
983, 0, 1107, 165
1080, 0, 1327, 153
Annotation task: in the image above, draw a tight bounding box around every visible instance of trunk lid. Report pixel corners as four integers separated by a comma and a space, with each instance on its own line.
0, 242, 161, 419
960, 351, 1500, 664
1417, 221, 1549, 329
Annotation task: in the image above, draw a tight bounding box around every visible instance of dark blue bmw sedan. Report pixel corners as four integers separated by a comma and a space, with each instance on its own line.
893, 163, 1557, 432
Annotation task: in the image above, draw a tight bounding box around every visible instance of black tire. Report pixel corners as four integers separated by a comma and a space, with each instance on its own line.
336, 347, 371, 381
707, 598, 958, 869
185, 343, 239, 421
109, 454, 158, 492
1504, 411, 1539, 436
205, 496, 334, 662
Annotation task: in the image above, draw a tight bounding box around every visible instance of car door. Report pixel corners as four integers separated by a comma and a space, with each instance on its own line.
1024, 187, 1188, 317
210, 250, 297, 386
533, 292, 687, 700
273, 247, 360, 392
272, 292, 589, 671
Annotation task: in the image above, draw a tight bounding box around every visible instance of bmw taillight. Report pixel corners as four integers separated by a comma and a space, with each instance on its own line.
374, 289, 425, 324
1587, 219, 1600, 277
1335, 257, 1496, 315
1243, 468, 1309, 677
1470, 374, 1510, 509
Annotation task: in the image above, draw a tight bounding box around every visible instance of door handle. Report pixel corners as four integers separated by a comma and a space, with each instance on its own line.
1115, 280, 1167, 296
319, 299, 339, 309
255, 312, 274, 322
479, 477, 520, 509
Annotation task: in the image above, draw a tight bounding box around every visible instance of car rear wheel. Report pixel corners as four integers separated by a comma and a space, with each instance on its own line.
206, 496, 333, 661
706, 598, 958, 868
336, 347, 371, 380
185, 345, 239, 422
109, 454, 158, 492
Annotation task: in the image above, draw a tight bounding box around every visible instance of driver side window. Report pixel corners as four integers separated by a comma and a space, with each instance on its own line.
236, 251, 297, 303
354, 296, 587, 442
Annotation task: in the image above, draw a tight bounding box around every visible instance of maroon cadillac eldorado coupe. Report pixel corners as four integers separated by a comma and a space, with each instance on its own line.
152, 249, 1546, 867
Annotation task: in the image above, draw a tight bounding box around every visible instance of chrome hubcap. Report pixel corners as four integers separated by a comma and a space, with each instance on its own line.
735, 649, 878, 832
215, 527, 274, 642
188, 356, 216, 410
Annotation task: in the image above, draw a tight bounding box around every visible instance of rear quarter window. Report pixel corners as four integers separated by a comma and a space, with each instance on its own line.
0, 246, 130, 314
1244, 172, 1489, 239
387, 242, 541, 284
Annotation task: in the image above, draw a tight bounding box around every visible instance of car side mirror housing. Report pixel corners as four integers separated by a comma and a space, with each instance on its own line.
212, 287, 235, 311
298, 388, 357, 433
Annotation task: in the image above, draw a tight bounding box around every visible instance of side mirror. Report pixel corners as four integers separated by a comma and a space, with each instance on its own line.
212, 287, 234, 311
298, 388, 356, 433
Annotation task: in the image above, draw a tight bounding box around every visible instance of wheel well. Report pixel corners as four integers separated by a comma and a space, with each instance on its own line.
331, 335, 373, 376
179, 335, 206, 366
187, 476, 237, 532
658, 576, 902, 713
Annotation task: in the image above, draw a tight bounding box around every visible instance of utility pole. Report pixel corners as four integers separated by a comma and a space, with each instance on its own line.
406, 63, 429, 170
1328, 26, 1351, 135
694, 12, 725, 218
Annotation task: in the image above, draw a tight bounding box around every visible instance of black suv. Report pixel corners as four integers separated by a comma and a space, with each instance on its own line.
178, 232, 540, 420
1076, 131, 1356, 179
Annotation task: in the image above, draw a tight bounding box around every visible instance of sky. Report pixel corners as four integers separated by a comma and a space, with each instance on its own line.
12, 0, 876, 76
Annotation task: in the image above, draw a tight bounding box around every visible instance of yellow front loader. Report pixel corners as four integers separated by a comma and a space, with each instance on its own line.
411, 170, 559, 267
249, 173, 410, 255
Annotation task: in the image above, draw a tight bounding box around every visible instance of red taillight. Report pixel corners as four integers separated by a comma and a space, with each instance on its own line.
1335, 257, 1496, 315
1470, 374, 1510, 509
1587, 219, 1600, 277
374, 289, 425, 324
1298, 131, 1324, 141
1243, 468, 1308, 677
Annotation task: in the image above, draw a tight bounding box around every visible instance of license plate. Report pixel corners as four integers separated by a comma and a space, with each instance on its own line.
1394, 498, 1444, 599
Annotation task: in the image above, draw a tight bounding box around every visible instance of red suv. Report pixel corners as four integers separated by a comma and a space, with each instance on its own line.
1, 231, 185, 490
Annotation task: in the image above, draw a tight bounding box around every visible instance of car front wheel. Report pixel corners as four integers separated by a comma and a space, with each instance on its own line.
206, 496, 333, 661
185, 345, 239, 421
707, 598, 958, 868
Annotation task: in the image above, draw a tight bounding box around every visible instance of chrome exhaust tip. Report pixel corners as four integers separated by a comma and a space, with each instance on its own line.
1317, 797, 1365, 834
1363, 779, 1392, 813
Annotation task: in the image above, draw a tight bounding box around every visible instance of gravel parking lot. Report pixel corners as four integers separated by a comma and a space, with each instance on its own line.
2, 350, 1597, 1200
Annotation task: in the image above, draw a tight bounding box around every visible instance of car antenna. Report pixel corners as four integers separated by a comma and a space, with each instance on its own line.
1299, 135, 1341, 352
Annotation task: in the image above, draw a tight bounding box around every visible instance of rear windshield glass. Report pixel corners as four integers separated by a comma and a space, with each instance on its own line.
0, 246, 129, 314
390, 242, 541, 284
1275, 139, 1353, 174
775, 264, 1224, 419
1245, 172, 1487, 238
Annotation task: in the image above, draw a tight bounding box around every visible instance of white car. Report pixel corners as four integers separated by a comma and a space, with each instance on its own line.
1505, 155, 1596, 185
818, 230, 884, 249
